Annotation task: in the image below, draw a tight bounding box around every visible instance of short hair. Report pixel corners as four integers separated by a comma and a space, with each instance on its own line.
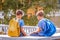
37, 12, 44, 16
16, 11, 23, 15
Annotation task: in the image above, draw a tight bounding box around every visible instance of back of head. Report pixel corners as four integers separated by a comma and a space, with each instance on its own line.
37, 12, 44, 17
36, 10, 44, 17
16, 10, 24, 16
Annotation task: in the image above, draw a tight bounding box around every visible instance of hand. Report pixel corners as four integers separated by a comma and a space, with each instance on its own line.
24, 34, 28, 36
29, 32, 37, 36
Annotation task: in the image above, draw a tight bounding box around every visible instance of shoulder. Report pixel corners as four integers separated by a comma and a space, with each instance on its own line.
20, 19, 24, 21
19, 19, 24, 23
19, 19, 24, 26
39, 19, 46, 24
38, 19, 46, 27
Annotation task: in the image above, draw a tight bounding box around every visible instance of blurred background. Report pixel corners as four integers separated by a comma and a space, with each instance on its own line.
0, 0, 60, 27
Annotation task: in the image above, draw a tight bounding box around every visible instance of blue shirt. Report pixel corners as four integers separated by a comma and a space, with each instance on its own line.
18, 19, 24, 35
19, 19, 24, 27
38, 18, 56, 36
38, 18, 48, 36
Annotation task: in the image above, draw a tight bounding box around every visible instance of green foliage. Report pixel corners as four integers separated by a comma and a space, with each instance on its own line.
0, 0, 58, 25
23, 15, 38, 26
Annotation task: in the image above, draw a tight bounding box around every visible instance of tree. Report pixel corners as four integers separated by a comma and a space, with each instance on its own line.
1, 0, 58, 25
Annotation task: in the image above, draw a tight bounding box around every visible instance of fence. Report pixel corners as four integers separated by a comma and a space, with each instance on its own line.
0, 24, 60, 40
0, 24, 60, 35
0, 24, 39, 35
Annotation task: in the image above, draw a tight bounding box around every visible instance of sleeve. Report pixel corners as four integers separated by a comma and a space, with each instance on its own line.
38, 21, 47, 32
19, 20, 24, 27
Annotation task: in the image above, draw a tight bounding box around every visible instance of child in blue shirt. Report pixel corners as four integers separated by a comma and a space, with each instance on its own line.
16, 10, 27, 36
30, 11, 56, 37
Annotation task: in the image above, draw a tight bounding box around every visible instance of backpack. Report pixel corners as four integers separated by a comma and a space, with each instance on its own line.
8, 18, 20, 37
44, 19, 56, 36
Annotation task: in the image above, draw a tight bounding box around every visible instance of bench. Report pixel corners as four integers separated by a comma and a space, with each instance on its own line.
0, 24, 60, 40
0, 33, 60, 40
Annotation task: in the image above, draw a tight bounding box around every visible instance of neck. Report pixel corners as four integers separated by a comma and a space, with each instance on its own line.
16, 17, 21, 20
39, 17, 44, 21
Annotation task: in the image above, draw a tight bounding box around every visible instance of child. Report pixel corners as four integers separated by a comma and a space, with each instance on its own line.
8, 10, 27, 37
30, 11, 56, 37
16, 10, 27, 36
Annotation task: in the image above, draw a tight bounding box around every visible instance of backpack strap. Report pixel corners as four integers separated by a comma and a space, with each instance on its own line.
13, 18, 19, 22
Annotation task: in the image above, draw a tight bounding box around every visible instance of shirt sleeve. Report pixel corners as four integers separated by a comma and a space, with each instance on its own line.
38, 21, 46, 32
19, 20, 24, 27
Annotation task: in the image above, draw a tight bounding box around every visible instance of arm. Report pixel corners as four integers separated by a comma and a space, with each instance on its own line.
30, 21, 45, 34
35, 27, 41, 33
21, 27, 27, 36
20, 20, 27, 36
30, 27, 41, 34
